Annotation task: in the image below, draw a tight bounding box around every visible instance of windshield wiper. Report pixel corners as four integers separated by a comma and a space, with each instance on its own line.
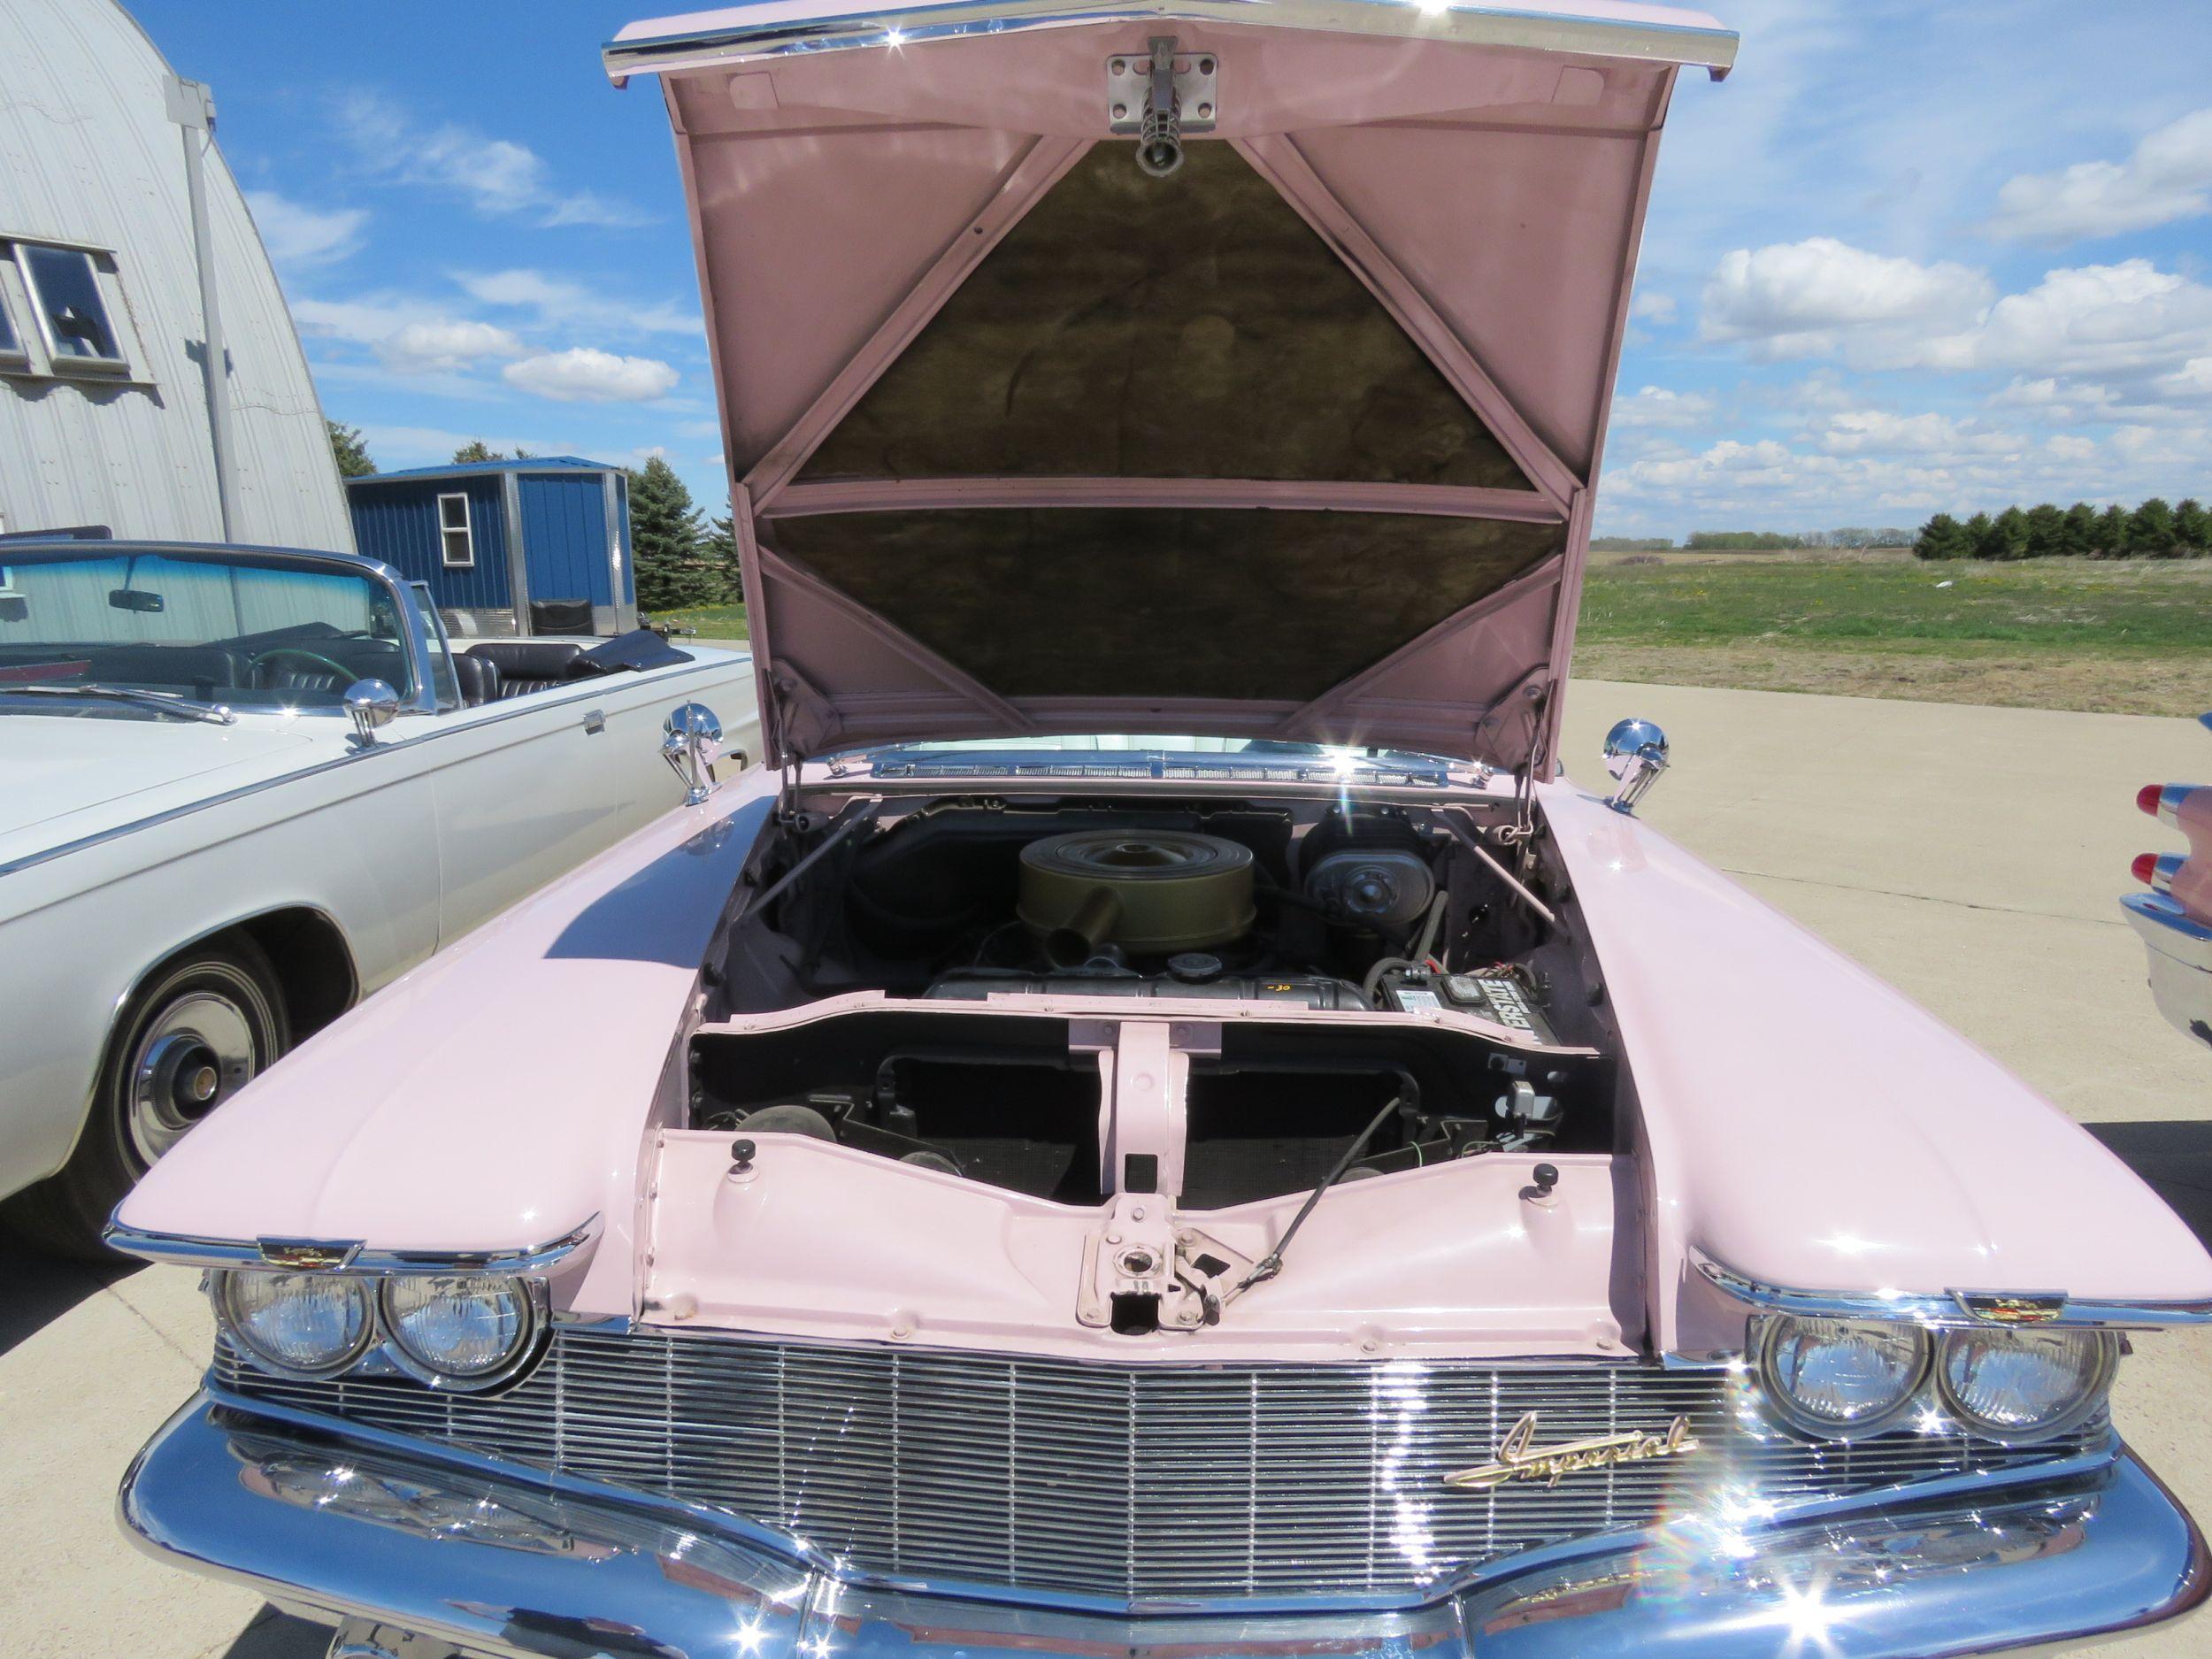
1, 682, 237, 725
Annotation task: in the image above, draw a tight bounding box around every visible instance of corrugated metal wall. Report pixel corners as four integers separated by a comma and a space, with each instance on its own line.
0, 0, 352, 551
518, 472, 612, 606
348, 479, 511, 609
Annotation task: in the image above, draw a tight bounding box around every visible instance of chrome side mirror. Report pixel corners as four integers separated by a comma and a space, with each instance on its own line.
663, 702, 724, 805
342, 679, 400, 748
1602, 718, 1669, 814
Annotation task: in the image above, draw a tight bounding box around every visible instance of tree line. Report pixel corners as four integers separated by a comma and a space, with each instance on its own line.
1590, 526, 1915, 552
1914, 499, 2211, 560
326, 422, 741, 613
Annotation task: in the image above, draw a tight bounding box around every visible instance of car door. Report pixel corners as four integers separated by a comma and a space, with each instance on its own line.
426, 653, 758, 945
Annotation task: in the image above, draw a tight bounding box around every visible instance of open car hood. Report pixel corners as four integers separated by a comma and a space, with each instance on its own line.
611, 0, 1735, 768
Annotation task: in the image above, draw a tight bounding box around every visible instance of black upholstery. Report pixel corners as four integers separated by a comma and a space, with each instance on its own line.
262, 667, 349, 695
450, 652, 501, 707
79, 644, 246, 692
465, 641, 586, 699
529, 597, 595, 634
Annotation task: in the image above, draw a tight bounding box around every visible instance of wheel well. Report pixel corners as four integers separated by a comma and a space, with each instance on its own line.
217, 909, 359, 1041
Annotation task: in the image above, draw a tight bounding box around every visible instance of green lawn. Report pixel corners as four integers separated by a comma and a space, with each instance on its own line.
657, 603, 748, 639
1574, 557, 2212, 715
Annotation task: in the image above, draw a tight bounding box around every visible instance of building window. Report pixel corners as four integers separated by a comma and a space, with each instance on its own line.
437, 493, 475, 567
17, 244, 127, 373
0, 288, 23, 370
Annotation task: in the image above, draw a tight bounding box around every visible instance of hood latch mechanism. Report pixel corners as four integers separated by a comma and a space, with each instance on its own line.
1109, 38, 1217, 178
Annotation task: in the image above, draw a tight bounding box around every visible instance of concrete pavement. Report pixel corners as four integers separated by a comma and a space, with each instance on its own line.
4, 679, 2207, 1658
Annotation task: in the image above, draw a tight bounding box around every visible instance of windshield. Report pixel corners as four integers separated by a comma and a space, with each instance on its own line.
0, 549, 414, 713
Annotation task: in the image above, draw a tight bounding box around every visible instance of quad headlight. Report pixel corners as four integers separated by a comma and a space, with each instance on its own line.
214, 1269, 541, 1390
1754, 1314, 2120, 1442
379, 1273, 539, 1388
1937, 1326, 2118, 1442
215, 1271, 376, 1379
1755, 1316, 1932, 1437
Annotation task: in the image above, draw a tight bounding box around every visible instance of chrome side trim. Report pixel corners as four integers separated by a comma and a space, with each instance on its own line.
102, 1214, 602, 1275
2126, 891, 2212, 965
1696, 1250, 2212, 1329
604, 0, 1740, 82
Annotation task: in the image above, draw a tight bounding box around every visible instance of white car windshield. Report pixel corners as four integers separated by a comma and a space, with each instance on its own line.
848, 734, 1480, 783
0, 548, 414, 714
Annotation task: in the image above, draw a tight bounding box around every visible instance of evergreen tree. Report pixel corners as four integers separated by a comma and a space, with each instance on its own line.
1913, 512, 1970, 560
2173, 498, 2211, 556
703, 510, 743, 603
2061, 502, 2099, 558
2093, 504, 2131, 557
629, 456, 716, 611
2024, 503, 2065, 559
2131, 497, 2178, 557
326, 419, 375, 479
1962, 511, 1996, 559
451, 438, 500, 464
1986, 505, 2032, 560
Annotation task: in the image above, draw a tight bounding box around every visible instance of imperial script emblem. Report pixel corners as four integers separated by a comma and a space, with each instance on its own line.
1441, 1411, 1699, 1490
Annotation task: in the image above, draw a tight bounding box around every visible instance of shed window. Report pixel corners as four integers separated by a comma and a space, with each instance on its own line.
0, 287, 22, 368
18, 244, 127, 373
437, 493, 474, 567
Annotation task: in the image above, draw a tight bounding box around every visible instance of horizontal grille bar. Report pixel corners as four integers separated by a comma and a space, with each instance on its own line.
217, 1330, 2097, 1603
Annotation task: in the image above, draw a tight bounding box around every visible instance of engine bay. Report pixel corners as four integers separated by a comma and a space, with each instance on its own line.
693, 791, 1621, 1232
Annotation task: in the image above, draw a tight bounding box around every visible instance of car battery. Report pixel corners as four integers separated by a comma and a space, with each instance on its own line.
1385, 965, 1556, 1044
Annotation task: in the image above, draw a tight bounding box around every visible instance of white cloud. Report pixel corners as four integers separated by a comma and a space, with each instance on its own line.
1700, 237, 1993, 363
245, 189, 367, 272
455, 268, 697, 336
338, 94, 646, 229
1611, 385, 1714, 428
1630, 290, 1678, 326
502, 348, 679, 403
1984, 109, 2212, 243
1917, 260, 2212, 384
357, 424, 559, 465
1816, 410, 2018, 457
376, 319, 525, 374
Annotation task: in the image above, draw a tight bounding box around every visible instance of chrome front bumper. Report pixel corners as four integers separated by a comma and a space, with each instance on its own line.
123, 1394, 2208, 1659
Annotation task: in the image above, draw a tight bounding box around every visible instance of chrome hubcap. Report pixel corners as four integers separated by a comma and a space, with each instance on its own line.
128, 992, 256, 1167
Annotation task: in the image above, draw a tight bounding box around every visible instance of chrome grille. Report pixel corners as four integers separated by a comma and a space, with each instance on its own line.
216, 1330, 2099, 1603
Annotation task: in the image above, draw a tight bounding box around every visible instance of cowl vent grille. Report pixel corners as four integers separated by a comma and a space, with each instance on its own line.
216, 1329, 2101, 1605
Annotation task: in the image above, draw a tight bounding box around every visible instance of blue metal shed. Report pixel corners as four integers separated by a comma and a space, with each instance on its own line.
344, 457, 634, 637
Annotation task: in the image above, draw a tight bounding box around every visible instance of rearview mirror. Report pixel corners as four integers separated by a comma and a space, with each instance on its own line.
662, 702, 724, 805
108, 588, 165, 613
343, 678, 401, 747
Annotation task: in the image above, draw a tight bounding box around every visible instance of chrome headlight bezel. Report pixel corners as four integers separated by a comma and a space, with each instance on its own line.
376, 1272, 546, 1392
1934, 1326, 2119, 1444
1754, 1314, 1933, 1440
213, 1269, 378, 1381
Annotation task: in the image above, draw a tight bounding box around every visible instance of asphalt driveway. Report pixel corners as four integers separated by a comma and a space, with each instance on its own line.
3, 679, 2206, 1657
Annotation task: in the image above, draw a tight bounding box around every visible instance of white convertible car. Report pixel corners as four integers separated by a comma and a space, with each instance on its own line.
0, 538, 758, 1254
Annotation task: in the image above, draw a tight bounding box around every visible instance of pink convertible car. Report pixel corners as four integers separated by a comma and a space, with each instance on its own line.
114, 3, 2211, 1655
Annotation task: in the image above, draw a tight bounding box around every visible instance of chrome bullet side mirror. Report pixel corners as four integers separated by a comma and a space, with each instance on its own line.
662, 702, 724, 806
1602, 718, 1669, 814
342, 679, 400, 748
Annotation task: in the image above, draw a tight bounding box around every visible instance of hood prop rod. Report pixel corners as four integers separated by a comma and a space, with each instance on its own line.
1232, 1094, 1403, 1296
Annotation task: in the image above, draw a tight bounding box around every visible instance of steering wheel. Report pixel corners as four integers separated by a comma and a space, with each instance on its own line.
250, 646, 359, 687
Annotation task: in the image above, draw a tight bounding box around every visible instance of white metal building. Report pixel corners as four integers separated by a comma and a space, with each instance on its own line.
0, 0, 353, 551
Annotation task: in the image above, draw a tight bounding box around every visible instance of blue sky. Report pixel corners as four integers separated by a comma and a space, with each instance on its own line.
138, 0, 2212, 540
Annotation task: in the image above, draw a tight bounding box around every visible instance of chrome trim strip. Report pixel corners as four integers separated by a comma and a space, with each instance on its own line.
603, 0, 1740, 81
0, 652, 750, 879
1696, 1250, 2212, 1329
2126, 891, 2212, 964
102, 1214, 603, 1275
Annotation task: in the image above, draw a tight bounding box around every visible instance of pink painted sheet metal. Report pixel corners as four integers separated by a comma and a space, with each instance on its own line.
644, 1132, 1633, 1362
625, 5, 1730, 767
1540, 780, 2212, 1355
113, 770, 782, 1317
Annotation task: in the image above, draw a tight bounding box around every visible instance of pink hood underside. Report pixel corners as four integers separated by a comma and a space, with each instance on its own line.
630, 4, 1728, 767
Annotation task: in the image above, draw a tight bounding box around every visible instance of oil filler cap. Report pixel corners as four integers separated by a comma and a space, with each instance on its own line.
1167, 952, 1224, 982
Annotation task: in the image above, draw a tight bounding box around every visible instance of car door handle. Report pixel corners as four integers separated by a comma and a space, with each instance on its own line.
582, 709, 605, 735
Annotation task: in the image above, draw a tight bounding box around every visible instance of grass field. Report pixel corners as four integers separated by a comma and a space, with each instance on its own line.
1575, 556, 2211, 715
661, 557, 2209, 717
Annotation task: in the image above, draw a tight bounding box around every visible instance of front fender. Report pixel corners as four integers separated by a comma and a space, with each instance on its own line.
1538, 780, 2212, 1355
